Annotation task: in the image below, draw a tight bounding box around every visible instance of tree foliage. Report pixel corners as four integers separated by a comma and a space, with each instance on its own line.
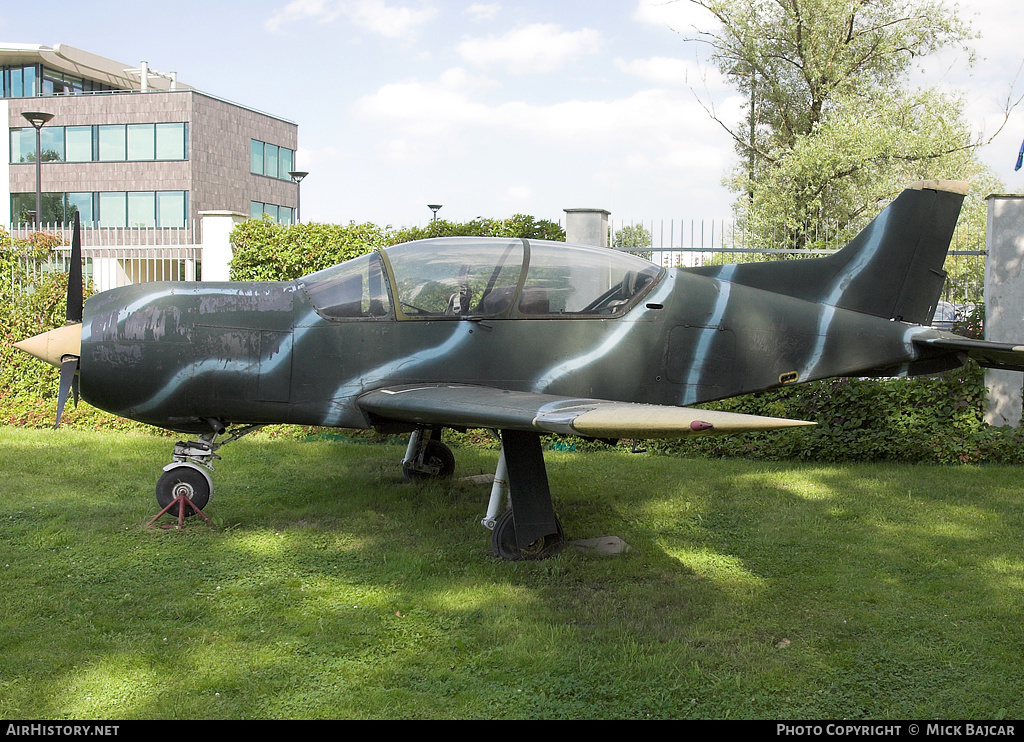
388, 214, 565, 244
613, 224, 652, 248
683, 0, 1008, 245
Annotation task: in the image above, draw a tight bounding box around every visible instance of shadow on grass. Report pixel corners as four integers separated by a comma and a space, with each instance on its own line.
1, 427, 1022, 719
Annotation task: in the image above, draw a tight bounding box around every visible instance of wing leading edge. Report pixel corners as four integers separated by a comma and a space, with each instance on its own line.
357, 384, 814, 439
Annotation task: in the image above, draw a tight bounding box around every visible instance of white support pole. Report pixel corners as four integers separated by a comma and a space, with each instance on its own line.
984, 194, 1024, 427
482, 447, 508, 530
199, 210, 247, 282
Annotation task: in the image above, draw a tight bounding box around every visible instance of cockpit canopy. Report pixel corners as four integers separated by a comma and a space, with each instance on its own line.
299, 237, 662, 321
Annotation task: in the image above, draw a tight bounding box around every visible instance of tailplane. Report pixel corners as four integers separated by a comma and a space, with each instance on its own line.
689, 181, 968, 325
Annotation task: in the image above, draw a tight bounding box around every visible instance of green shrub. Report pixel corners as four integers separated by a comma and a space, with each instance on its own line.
229, 219, 390, 281
228, 214, 565, 283
646, 362, 1024, 464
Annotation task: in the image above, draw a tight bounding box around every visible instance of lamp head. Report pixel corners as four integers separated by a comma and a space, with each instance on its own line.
21, 111, 54, 130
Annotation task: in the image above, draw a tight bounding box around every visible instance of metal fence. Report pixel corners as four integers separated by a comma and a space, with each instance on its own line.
8, 217, 986, 310
10, 222, 202, 292
610, 217, 986, 307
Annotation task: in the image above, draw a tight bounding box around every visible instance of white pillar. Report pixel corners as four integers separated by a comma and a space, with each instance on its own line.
564, 208, 610, 247
983, 194, 1024, 427
200, 210, 248, 282
0, 99, 10, 227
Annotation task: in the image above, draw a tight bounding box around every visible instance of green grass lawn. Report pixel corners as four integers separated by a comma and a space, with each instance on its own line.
1, 426, 1022, 719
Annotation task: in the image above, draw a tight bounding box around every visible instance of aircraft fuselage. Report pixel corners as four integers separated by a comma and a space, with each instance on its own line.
79, 261, 949, 435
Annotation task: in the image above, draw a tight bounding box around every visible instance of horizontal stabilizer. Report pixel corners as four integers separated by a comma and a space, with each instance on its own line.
358, 384, 814, 439
914, 336, 1024, 372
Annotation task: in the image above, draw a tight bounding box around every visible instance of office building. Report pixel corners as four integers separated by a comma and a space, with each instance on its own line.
3, 42, 299, 231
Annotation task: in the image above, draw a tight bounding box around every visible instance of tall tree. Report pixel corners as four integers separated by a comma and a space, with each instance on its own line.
681, 0, 1012, 247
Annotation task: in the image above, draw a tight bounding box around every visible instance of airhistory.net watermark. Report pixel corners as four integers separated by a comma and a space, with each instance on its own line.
5, 725, 119, 737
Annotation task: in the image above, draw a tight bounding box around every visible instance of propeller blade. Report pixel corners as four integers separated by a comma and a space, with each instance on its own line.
55, 355, 79, 429
66, 211, 83, 324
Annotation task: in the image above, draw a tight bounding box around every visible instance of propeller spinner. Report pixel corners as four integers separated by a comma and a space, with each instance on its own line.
12, 212, 84, 428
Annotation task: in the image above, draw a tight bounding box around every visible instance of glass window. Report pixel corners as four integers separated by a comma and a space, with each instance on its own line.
68, 193, 94, 225
10, 67, 23, 98
520, 241, 661, 315
264, 144, 279, 178
65, 126, 93, 162
10, 193, 34, 224
384, 238, 526, 318
280, 148, 294, 179
300, 253, 391, 319
127, 124, 155, 160
23, 65, 36, 97
10, 128, 34, 163
42, 68, 63, 96
128, 192, 155, 226
98, 125, 126, 161
99, 192, 127, 227
39, 126, 64, 162
156, 123, 186, 160
64, 74, 84, 95
156, 191, 186, 227
250, 139, 263, 174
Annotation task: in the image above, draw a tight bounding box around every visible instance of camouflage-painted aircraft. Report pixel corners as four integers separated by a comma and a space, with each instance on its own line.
15, 181, 1024, 558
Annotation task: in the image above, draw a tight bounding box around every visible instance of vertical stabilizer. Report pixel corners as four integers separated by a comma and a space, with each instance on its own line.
688, 181, 968, 325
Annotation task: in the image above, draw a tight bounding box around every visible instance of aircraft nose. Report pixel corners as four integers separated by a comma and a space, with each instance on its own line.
13, 324, 82, 368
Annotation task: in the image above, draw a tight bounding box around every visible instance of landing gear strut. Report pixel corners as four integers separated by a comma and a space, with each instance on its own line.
401, 427, 455, 481
401, 427, 565, 560
481, 430, 564, 561
148, 421, 262, 528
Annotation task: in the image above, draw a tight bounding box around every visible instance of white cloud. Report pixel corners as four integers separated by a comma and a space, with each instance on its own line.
347, 0, 437, 38
616, 56, 692, 86
265, 0, 342, 32
353, 68, 738, 176
632, 0, 718, 33
465, 3, 501, 22
456, 23, 601, 75
265, 0, 437, 37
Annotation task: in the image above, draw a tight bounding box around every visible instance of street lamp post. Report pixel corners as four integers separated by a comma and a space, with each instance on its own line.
22, 111, 54, 228
289, 171, 308, 224
428, 204, 442, 223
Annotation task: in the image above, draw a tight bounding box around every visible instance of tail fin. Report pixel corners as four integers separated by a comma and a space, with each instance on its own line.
689, 181, 968, 324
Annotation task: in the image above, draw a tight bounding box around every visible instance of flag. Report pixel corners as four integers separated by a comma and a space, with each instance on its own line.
1017, 138, 1024, 171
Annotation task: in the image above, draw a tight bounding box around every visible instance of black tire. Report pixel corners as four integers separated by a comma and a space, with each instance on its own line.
156, 466, 211, 517
491, 508, 564, 561
402, 439, 456, 481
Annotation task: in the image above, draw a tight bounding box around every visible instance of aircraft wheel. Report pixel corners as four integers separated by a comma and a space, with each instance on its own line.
491, 508, 564, 561
156, 466, 211, 517
403, 439, 455, 481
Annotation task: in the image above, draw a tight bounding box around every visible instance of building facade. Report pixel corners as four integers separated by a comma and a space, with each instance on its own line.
2, 43, 299, 234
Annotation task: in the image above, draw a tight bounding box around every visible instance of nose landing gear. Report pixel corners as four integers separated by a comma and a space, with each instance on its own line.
148, 422, 263, 528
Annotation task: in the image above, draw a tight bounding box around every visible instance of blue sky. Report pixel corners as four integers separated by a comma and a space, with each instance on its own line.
3, 0, 1023, 228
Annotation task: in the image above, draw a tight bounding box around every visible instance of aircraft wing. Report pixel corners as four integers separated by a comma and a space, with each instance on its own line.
914, 337, 1024, 372
357, 384, 814, 439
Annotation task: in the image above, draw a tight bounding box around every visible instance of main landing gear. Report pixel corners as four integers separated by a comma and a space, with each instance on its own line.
149, 421, 262, 528
403, 426, 565, 561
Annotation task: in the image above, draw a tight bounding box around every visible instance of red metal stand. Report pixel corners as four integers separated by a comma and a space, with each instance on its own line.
147, 495, 212, 530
